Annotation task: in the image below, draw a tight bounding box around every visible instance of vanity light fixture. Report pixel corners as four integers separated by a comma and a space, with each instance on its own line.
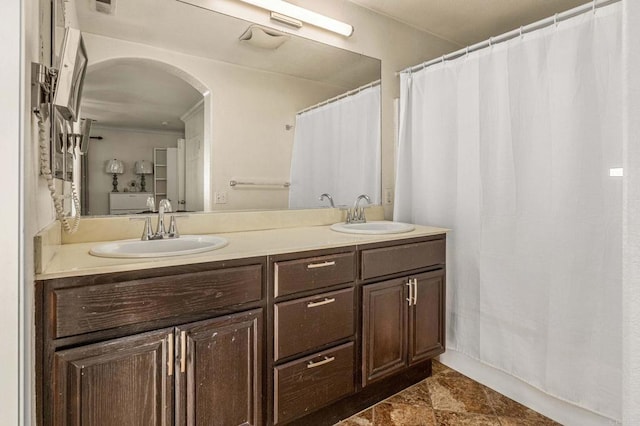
270, 12, 302, 29
237, 0, 353, 37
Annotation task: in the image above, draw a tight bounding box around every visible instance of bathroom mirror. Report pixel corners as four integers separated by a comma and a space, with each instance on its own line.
57, 0, 381, 216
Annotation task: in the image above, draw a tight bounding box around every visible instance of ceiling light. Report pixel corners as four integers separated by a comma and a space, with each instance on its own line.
237, 0, 353, 37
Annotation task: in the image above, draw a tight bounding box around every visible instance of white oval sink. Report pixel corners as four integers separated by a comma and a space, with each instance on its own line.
330, 221, 415, 235
89, 235, 229, 258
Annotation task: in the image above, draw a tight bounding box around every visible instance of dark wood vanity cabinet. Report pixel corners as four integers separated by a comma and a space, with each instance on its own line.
360, 237, 446, 388
362, 269, 445, 386
52, 328, 175, 426
270, 249, 357, 425
37, 233, 446, 426
175, 310, 263, 426
37, 258, 266, 426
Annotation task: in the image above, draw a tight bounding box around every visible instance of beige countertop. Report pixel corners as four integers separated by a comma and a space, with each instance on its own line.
37, 223, 448, 280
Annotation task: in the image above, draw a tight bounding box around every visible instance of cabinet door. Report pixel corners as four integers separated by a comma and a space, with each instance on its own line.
409, 269, 446, 365
176, 309, 263, 426
362, 278, 408, 387
52, 329, 174, 426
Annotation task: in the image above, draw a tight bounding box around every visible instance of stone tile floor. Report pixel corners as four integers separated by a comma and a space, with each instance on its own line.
336, 361, 561, 426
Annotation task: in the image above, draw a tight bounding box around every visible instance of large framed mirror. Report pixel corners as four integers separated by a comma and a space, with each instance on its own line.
55, 0, 381, 216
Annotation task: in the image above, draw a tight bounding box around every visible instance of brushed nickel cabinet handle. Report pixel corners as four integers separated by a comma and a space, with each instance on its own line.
307, 298, 336, 308
307, 356, 335, 369
180, 331, 186, 373
307, 261, 336, 269
167, 332, 174, 376
406, 280, 413, 306
412, 278, 418, 305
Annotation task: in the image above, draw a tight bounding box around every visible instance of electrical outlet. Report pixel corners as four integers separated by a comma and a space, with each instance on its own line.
214, 191, 228, 204
384, 188, 393, 205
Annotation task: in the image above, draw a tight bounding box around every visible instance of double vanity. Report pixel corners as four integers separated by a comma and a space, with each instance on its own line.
35, 208, 447, 425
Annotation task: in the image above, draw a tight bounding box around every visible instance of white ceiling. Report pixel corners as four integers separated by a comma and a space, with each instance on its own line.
82, 61, 202, 131
348, 0, 590, 46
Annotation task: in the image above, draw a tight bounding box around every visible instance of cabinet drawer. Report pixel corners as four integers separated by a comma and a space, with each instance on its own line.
52, 264, 262, 338
361, 238, 445, 280
274, 342, 354, 424
274, 252, 355, 297
274, 288, 354, 361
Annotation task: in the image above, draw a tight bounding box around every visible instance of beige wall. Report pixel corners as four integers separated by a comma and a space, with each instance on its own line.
87, 126, 182, 215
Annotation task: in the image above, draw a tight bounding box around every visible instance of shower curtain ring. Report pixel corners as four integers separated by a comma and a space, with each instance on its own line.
441, 55, 445, 64
489, 37, 493, 47
519, 26, 524, 39
593, 0, 597, 14
465, 46, 469, 57
554, 13, 559, 27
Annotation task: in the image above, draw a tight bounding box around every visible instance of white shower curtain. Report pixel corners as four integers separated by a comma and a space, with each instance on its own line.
395, 4, 622, 421
289, 85, 381, 209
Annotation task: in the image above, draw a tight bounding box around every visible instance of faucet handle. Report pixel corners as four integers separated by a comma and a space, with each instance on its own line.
130, 216, 154, 240
167, 214, 188, 238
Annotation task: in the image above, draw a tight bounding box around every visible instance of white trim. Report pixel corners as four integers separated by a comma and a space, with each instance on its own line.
180, 99, 204, 123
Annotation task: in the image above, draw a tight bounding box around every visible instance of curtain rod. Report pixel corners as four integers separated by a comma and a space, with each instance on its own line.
297, 79, 381, 115
397, 0, 621, 76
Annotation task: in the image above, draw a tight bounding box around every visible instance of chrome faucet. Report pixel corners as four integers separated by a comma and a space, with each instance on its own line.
155, 199, 172, 238
347, 194, 371, 224
319, 193, 335, 208
132, 199, 184, 241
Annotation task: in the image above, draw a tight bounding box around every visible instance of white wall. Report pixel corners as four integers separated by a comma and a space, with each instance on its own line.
1, 0, 23, 423
623, 0, 640, 423
87, 126, 181, 215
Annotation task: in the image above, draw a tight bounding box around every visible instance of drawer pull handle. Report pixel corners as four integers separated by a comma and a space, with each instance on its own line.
307, 297, 336, 308
307, 356, 336, 369
307, 261, 336, 269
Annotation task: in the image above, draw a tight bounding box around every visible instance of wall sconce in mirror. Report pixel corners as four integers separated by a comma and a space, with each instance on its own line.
106, 159, 125, 192
135, 160, 153, 192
